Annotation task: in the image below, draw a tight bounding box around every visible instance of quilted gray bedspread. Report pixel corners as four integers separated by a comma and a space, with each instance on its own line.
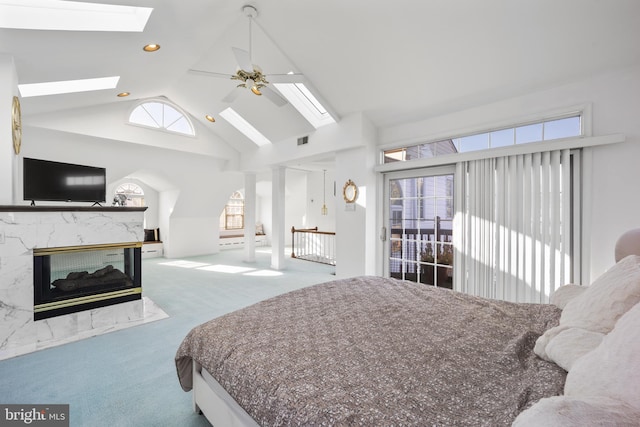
175, 276, 566, 426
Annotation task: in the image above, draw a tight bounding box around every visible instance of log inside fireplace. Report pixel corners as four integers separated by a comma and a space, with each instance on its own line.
33, 243, 142, 320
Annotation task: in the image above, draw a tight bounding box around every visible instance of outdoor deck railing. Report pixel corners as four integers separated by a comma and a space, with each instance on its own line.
291, 226, 336, 266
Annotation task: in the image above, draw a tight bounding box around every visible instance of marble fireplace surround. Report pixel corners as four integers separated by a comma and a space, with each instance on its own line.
0, 206, 168, 361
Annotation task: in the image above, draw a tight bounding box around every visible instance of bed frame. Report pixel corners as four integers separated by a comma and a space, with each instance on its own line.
192, 361, 259, 426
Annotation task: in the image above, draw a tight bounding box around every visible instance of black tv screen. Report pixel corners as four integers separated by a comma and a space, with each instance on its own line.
23, 158, 106, 203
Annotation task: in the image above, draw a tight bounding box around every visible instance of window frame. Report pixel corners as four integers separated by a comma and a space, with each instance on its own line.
378, 105, 595, 167
113, 182, 145, 207
220, 191, 245, 231
382, 113, 583, 165
127, 98, 196, 137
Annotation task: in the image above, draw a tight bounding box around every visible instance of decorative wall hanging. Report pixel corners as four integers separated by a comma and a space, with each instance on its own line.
343, 179, 358, 203
12, 96, 22, 154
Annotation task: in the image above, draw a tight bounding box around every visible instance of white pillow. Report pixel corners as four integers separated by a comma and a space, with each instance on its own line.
564, 301, 640, 411
534, 254, 640, 362
543, 328, 604, 371
549, 284, 586, 309
513, 396, 640, 427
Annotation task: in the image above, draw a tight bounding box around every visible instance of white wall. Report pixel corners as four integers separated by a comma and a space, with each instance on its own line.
334, 144, 378, 278
240, 113, 370, 172
255, 178, 273, 241
108, 178, 159, 229
168, 217, 220, 258
335, 148, 366, 278
158, 188, 179, 256
18, 126, 243, 258
249, 168, 339, 260
243, 113, 375, 275
380, 64, 640, 283
305, 169, 336, 233
283, 169, 308, 236
26, 99, 239, 162
0, 55, 19, 204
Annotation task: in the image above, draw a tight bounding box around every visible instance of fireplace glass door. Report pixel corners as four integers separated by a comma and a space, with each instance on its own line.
34, 243, 142, 320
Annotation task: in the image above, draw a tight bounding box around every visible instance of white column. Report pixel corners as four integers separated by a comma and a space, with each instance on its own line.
243, 172, 256, 263
271, 166, 286, 270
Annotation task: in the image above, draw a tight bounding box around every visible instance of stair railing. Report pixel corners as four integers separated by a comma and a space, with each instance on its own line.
291, 226, 336, 266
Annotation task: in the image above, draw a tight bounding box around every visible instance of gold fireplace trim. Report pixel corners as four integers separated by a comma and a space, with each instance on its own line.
34, 287, 142, 314
33, 241, 142, 257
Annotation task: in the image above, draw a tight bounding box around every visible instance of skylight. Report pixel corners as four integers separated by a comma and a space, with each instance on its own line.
0, 1, 152, 32
18, 76, 120, 97
219, 108, 272, 147
274, 78, 336, 129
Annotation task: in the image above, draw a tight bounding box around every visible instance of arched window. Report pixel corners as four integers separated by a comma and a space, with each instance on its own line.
128, 100, 195, 136
113, 183, 145, 207
219, 191, 244, 230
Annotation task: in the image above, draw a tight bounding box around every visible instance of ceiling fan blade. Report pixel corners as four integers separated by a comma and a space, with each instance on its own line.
265, 73, 306, 84
222, 87, 243, 103
188, 69, 234, 79
260, 86, 287, 107
232, 47, 254, 72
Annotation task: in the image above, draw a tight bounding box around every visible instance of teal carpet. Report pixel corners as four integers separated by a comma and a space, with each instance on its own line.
0, 248, 335, 426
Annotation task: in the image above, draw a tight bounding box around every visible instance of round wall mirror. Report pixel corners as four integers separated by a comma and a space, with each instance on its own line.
343, 179, 359, 203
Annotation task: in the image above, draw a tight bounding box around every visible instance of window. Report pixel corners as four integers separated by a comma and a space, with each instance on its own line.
219, 192, 244, 230
386, 171, 455, 289
219, 108, 271, 146
19, 76, 120, 98
383, 114, 581, 164
129, 100, 195, 136
274, 80, 336, 128
0, 1, 152, 32
113, 183, 145, 207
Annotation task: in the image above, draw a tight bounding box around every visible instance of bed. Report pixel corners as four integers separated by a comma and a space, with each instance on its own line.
175, 232, 640, 426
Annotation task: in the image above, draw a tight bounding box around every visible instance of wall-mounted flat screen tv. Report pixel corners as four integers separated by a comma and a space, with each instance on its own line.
23, 158, 106, 203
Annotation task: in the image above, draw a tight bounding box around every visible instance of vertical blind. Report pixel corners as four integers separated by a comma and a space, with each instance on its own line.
454, 149, 572, 303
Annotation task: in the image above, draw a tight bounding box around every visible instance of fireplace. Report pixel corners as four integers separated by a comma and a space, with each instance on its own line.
33, 243, 142, 321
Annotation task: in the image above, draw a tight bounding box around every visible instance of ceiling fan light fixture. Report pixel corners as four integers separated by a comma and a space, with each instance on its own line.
245, 78, 261, 95
321, 169, 328, 216
198, 5, 293, 107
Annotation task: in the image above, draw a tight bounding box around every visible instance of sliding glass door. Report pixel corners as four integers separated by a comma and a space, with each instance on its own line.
384, 167, 455, 288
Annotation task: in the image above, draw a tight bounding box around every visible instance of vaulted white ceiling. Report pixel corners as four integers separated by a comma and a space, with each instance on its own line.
3, 0, 640, 155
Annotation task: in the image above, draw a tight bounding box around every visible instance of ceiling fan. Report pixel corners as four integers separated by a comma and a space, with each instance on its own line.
189, 5, 304, 107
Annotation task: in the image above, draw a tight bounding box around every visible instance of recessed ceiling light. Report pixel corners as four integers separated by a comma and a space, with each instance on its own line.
18, 76, 120, 98
143, 44, 160, 52
205, 115, 215, 123
0, 1, 153, 32
117, 92, 130, 97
